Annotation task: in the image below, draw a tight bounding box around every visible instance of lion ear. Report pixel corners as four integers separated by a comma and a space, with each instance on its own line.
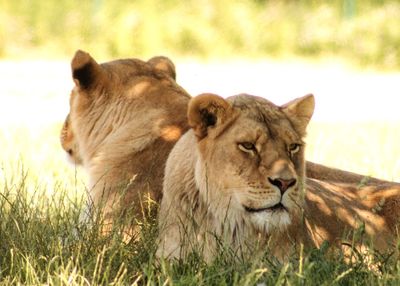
71, 50, 104, 90
282, 94, 315, 133
188, 93, 233, 139
148, 56, 176, 80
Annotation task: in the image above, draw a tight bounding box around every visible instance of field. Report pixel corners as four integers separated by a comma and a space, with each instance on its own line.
0, 59, 399, 285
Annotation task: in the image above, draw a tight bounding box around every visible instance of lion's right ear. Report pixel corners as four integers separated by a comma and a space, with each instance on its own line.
148, 56, 176, 80
188, 93, 233, 139
71, 50, 104, 90
282, 94, 315, 134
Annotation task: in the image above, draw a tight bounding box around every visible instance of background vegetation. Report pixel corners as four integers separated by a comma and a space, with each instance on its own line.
1, 0, 400, 69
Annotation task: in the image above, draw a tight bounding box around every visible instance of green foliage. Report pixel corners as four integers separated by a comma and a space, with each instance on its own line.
0, 0, 399, 69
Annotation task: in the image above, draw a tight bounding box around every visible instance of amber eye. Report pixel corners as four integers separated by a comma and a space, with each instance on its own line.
238, 142, 256, 153
289, 143, 301, 155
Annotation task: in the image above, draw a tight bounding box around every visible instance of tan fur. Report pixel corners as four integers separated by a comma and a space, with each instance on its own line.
62, 50, 190, 223
157, 93, 400, 261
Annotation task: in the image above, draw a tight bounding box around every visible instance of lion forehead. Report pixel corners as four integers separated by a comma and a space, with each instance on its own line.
226, 101, 301, 144
103, 57, 176, 81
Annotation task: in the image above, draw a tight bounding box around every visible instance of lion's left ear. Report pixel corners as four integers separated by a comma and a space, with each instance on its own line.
282, 94, 315, 133
188, 93, 234, 139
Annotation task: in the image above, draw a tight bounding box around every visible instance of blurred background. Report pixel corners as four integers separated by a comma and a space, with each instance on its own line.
1, 0, 399, 67
0, 0, 399, 184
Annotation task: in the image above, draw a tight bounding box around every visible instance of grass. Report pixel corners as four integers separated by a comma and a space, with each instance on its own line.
0, 0, 399, 69
0, 121, 399, 285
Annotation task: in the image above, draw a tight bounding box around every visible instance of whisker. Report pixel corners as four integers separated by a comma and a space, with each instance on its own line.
223, 186, 272, 192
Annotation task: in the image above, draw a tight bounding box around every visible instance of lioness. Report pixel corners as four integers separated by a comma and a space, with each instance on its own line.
157, 93, 400, 261
63, 50, 190, 223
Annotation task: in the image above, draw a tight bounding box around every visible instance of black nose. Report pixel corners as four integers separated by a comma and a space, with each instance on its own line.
268, 178, 297, 194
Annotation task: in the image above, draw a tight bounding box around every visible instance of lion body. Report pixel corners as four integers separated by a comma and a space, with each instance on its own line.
157, 93, 400, 261
62, 51, 190, 219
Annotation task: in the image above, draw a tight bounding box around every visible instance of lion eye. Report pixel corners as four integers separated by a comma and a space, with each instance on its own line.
238, 142, 256, 153
289, 143, 301, 155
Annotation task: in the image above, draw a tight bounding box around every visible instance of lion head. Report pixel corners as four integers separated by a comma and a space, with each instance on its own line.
62, 50, 190, 220
60, 53, 178, 166
158, 93, 315, 260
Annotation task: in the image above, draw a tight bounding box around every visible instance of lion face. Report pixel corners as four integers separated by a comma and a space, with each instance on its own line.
60, 114, 82, 165
189, 93, 314, 234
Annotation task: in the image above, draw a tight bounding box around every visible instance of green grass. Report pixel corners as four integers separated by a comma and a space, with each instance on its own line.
0, 0, 399, 69
0, 121, 399, 284
1, 180, 400, 285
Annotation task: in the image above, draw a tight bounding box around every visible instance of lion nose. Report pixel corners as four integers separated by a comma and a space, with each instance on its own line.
268, 177, 297, 194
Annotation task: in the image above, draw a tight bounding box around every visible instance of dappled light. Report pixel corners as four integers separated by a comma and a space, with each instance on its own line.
160, 125, 182, 142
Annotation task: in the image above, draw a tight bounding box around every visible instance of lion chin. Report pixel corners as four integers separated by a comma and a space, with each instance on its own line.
246, 205, 292, 233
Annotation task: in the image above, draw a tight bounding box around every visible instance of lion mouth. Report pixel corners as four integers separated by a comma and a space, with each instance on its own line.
244, 203, 286, 213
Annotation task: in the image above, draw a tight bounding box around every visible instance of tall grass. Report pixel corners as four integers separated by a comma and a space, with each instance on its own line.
1, 173, 400, 285
0, 121, 399, 284
0, 0, 399, 69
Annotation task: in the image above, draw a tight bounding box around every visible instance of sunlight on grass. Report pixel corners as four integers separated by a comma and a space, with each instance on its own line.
307, 122, 400, 182
0, 123, 87, 198
0, 120, 398, 201
2, 121, 398, 191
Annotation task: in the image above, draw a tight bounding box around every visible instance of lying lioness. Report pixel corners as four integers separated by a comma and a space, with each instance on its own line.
157, 93, 400, 261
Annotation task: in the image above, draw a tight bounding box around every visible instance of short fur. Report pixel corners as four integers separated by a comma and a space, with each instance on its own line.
62, 50, 190, 222
157, 93, 400, 261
